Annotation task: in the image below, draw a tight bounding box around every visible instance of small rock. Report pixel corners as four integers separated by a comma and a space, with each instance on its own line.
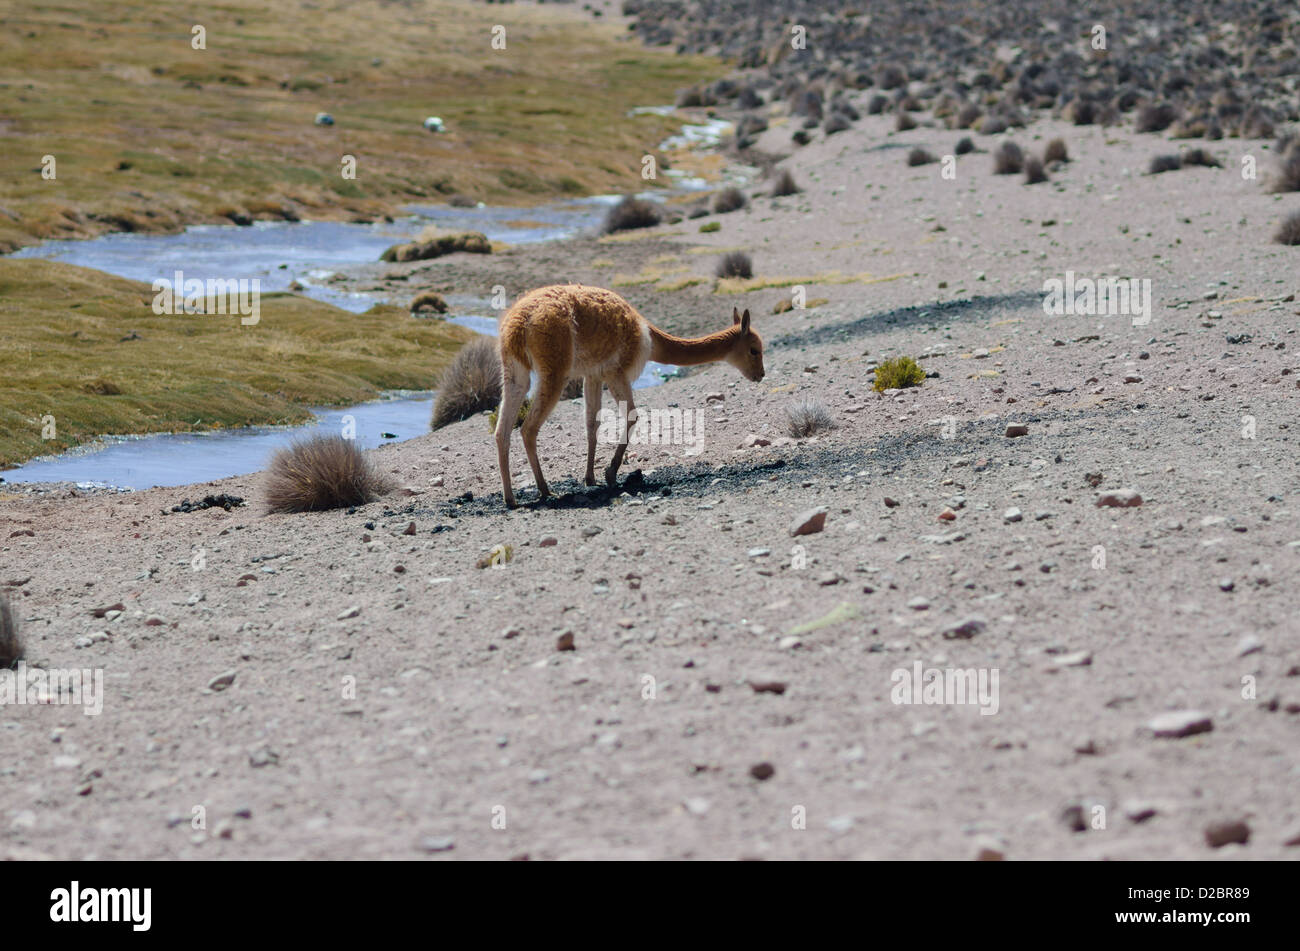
555, 631, 576, 652
1060, 803, 1087, 833
539, 536, 558, 547
683, 797, 711, 816
1204, 820, 1250, 848
337, 606, 362, 620
747, 678, 787, 695
941, 615, 986, 640
1003, 507, 1023, 523
1052, 651, 1093, 668
1096, 489, 1142, 508
207, 671, 237, 692
1236, 635, 1263, 657
789, 506, 828, 537
1005, 424, 1029, 438
749, 762, 775, 781
419, 836, 456, 853
1148, 710, 1212, 738
1123, 801, 1157, 823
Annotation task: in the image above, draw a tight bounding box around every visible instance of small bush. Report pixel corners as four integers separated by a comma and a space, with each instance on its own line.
954, 103, 982, 129
1024, 156, 1048, 184
447, 194, 477, 208
603, 195, 662, 234
993, 141, 1024, 174
872, 356, 926, 392
787, 399, 836, 438
1182, 148, 1222, 168
824, 113, 851, 135
895, 111, 917, 132
410, 291, 447, 314
1136, 103, 1178, 133
908, 148, 937, 166
1063, 98, 1096, 126
954, 136, 975, 155
675, 86, 704, 108
488, 397, 531, 432
1275, 211, 1300, 245
832, 100, 860, 121
1271, 148, 1300, 193
264, 435, 392, 513
1148, 154, 1182, 174
866, 94, 889, 115
877, 64, 907, 90
979, 115, 1009, 135
1043, 138, 1069, 163
712, 187, 748, 214
792, 129, 811, 145
0, 594, 22, 670
771, 169, 799, 196
716, 251, 753, 279
699, 221, 721, 233
432, 336, 500, 430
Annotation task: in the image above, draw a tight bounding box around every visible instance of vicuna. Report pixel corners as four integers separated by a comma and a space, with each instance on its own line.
495, 284, 765, 507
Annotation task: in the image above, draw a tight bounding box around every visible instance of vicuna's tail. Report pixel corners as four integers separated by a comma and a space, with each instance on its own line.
0, 593, 23, 669
498, 312, 532, 374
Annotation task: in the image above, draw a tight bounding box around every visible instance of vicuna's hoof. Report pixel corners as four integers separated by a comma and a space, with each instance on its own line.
584, 475, 598, 487
603, 469, 619, 488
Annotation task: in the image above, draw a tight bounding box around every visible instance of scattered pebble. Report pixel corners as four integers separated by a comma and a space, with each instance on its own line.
1147, 710, 1212, 738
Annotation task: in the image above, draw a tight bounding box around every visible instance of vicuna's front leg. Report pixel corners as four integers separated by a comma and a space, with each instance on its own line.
604, 378, 636, 488
583, 375, 602, 486
496, 361, 530, 507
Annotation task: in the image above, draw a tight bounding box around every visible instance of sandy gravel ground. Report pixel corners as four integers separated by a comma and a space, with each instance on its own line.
3, 103, 1299, 859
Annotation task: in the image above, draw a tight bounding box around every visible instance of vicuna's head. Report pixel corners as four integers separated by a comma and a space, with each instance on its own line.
726, 307, 765, 382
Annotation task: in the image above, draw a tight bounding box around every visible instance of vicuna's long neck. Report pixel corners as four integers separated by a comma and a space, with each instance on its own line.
647, 323, 736, 367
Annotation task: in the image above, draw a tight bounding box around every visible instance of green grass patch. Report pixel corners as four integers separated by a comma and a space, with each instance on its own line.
0, 259, 475, 467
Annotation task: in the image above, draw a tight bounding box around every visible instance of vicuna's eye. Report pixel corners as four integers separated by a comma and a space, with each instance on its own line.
750, 348, 759, 356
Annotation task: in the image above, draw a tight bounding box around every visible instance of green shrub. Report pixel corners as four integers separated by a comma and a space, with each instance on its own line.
872, 356, 926, 392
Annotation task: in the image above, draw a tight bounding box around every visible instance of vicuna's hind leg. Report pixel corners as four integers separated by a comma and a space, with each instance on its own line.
583, 375, 602, 486
496, 360, 530, 507
521, 371, 567, 501
604, 377, 637, 489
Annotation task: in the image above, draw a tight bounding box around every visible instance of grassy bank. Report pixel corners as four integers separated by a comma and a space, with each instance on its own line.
0, 0, 721, 252
0, 259, 476, 467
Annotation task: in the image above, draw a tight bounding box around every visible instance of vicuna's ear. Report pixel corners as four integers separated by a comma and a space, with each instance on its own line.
732, 307, 741, 325
740, 308, 751, 332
